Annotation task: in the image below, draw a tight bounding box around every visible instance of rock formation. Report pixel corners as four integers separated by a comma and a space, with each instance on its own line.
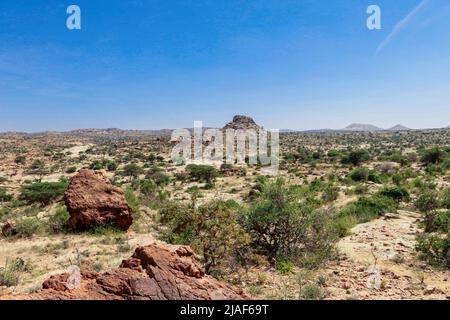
223, 115, 261, 131
1, 220, 16, 237
1, 244, 249, 300
64, 169, 133, 231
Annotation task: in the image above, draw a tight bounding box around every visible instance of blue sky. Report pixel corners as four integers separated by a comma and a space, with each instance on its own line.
1, 0, 450, 132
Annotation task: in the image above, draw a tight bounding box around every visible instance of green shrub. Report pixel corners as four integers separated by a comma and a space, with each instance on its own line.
159, 198, 250, 274
14, 155, 26, 165
244, 178, 338, 266
338, 195, 396, 223
65, 166, 77, 174
186, 164, 219, 183
368, 171, 384, 183
0, 258, 32, 287
321, 185, 339, 203
341, 150, 370, 166
107, 161, 118, 171
0, 208, 11, 220
379, 186, 410, 203
430, 211, 450, 233
0, 187, 13, 202
89, 160, 105, 170
353, 183, 368, 195
30, 159, 44, 170
48, 206, 70, 233
124, 187, 140, 214
421, 147, 447, 165
88, 223, 123, 236
442, 188, 450, 209
276, 259, 294, 274
349, 167, 369, 182
300, 284, 325, 300
15, 217, 45, 238
333, 215, 358, 237
415, 233, 449, 268
19, 180, 68, 205
146, 171, 170, 186
123, 163, 144, 179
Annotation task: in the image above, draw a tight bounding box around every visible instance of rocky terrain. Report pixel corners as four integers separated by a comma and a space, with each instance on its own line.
223, 115, 262, 130
0, 117, 448, 300
1, 243, 248, 300
65, 170, 133, 231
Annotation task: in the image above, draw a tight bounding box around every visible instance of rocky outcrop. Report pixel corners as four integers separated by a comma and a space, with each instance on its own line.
64, 169, 133, 231
223, 115, 261, 131
1, 220, 17, 237
1, 244, 249, 300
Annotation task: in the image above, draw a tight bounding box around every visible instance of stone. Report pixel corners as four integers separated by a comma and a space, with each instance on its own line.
1, 220, 17, 237
1, 243, 249, 300
223, 115, 261, 130
64, 169, 133, 231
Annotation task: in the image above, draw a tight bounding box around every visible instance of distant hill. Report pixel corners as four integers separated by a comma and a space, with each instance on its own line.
300, 128, 337, 133
223, 115, 261, 130
342, 123, 383, 132
388, 124, 411, 131
65, 128, 174, 137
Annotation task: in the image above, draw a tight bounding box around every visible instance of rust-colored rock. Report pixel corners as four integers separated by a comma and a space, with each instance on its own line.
1, 244, 249, 300
64, 169, 133, 231
1, 220, 17, 237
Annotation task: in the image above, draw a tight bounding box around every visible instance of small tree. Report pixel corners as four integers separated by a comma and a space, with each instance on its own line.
19, 180, 69, 205
30, 159, 45, 170
244, 178, 337, 266
159, 198, 249, 274
421, 147, 446, 165
186, 164, 219, 183
123, 163, 144, 180
14, 155, 26, 165
342, 150, 370, 166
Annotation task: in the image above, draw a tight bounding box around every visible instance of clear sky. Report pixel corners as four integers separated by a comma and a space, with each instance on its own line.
1, 0, 450, 132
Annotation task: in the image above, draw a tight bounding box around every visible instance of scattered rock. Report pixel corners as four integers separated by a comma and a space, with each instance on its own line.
1, 220, 17, 237
1, 243, 249, 300
424, 286, 444, 295
64, 169, 133, 231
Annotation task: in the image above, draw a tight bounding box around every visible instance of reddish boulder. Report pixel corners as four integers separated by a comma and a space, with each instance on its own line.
64, 169, 133, 231
1, 220, 17, 237
1, 243, 249, 300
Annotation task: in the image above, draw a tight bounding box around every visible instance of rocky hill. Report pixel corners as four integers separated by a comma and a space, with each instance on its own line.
388, 124, 411, 131
223, 115, 261, 130
342, 123, 383, 132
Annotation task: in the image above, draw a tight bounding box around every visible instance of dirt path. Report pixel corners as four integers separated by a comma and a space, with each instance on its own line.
324, 210, 450, 299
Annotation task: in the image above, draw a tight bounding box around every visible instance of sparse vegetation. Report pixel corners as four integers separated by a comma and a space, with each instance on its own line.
19, 179, 69, 205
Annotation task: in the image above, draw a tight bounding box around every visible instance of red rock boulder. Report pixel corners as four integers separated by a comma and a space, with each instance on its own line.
64, 169, 133, 231
1, 243, 249, 300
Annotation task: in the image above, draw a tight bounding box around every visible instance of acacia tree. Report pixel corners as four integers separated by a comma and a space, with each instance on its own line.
244, 178, 337, 265
123, 163, 144, 181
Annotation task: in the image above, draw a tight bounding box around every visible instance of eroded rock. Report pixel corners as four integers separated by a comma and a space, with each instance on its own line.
64, 169, 133, 231
1, 243, 249, 300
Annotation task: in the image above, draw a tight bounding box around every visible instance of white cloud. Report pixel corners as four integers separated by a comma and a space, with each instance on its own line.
376, 0, 430, 54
